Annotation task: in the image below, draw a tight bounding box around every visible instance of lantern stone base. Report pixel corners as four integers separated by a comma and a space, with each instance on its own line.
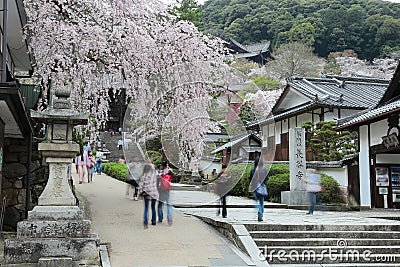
4, 206, 100, 266
281, 190, 309, 205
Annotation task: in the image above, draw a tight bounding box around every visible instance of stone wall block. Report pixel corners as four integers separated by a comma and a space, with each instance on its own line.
9, 145, 28, 153
4, 138, 11, 146
4, 188, 18, 206
3, 207, 21, 229
3, 153, 19, 163
2, 179, 13, 189
20, 153, 28, 164
15, 179, 23, 189
3, 163, 27, 178
17, 189, 26, 204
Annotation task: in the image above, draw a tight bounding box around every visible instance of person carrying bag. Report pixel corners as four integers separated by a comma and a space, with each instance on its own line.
250, 158, 269, 222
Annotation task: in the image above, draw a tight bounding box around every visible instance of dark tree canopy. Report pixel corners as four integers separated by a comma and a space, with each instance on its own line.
201, 0, 400, 60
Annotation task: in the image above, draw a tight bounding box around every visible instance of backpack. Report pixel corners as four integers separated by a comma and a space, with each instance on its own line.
161, 173, 172, 190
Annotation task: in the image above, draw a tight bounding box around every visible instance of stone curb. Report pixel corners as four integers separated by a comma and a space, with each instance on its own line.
195, 215, 269, 267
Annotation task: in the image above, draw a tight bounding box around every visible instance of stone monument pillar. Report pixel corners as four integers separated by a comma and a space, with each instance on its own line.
4, 88, 100, 266
281, 127, 309, 205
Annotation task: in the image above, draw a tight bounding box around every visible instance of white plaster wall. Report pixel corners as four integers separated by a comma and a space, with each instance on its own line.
320, 167, 348, 187
297, 113, 312, 126
275, 122, 282, 144
376, 154, 400, 164
370, 120, 388, 146
199, 160, 221, 176
359, 125, 371, 208
289, 117, 297, 128
269, 124, 275, 137
282, 119, 289, 134
276, 90, 309, 111
324, 109, 338, 121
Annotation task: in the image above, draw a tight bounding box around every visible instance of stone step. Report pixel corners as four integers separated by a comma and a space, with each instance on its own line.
245, 224, 400, 232
254, 238, 400, 247
249, 230, 400, 239
258, 245, 400, 255
263, 253, 400, 264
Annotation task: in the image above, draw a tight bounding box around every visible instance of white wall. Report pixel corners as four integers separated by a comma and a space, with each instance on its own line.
359, 125, 371, 208
370, 120, 388, 146
376, 154, 400, 164
320, 167, 348, 187
199, 159, 221, 177
297, 113, 313, 126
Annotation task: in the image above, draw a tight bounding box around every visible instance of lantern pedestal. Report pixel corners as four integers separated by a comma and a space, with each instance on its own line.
4, 88, 100, 266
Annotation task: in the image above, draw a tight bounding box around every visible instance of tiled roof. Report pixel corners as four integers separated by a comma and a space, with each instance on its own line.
247, 102, 316, 127
289, 75, 389, 109
247, 75, 390, 128
336, 99, 400, 129
211, 132, 261, 154
229, 38, 270, 53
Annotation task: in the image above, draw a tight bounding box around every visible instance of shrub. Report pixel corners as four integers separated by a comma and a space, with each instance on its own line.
103, 162, 128, 182
268, 163, 289, 176
267, 173, 290, 202
227, 163, 253, 198
320, 173, 344, 204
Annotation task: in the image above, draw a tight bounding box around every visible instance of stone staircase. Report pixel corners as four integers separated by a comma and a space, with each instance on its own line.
99, 132, 124, 162
246, 224, 400, 266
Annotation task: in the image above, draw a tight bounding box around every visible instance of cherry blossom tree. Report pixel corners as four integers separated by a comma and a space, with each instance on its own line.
24, 0, 231, 165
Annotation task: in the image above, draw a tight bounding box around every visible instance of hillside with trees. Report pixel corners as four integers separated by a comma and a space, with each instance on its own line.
201, 0, 400, 60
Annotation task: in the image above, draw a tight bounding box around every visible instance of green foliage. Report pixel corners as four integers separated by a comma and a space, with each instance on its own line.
170, 0, 205, 31
72, 129, 85, 153
301, 121, 357, 161
201, 0, 400, 60
102, 162, 129, 182
250, 75, 280, 91
320, 173, 344, 204
227, 163, 253, 197
238, 102, 257, 124
267, 173, 290, 202
145, 150, 163, 166
324, 54, 341, 75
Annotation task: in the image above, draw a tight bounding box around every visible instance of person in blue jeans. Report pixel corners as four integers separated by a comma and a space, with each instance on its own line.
157, 162, 173, 225
306, 168, 322, 215
250, 158, 269, 222
96, 148, 104, 174
138, 163, 159, 229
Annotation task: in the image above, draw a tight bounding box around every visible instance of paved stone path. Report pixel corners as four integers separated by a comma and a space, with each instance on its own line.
73, 172, 252, 267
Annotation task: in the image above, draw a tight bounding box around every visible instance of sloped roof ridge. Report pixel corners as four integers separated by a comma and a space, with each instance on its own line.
301, 78, 341, 100
324, 74, 390, 84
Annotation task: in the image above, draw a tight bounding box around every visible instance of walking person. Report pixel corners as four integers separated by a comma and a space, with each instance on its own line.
250, 158, 269, 222
118, 139, 123, 150
138, 163, 159, 229
305, 168, 322, 215
214, 165, 230, 218
96, 148, 104, 174
75, 153, 85, 184
158, 162, 174, 225
127, 156, 141, 200
87, 151, 95, 183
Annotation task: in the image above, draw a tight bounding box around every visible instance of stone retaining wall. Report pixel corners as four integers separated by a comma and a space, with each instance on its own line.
1, 137, 48, 231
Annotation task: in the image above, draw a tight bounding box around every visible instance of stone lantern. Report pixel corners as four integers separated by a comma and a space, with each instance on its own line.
4, 88, 100, 266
